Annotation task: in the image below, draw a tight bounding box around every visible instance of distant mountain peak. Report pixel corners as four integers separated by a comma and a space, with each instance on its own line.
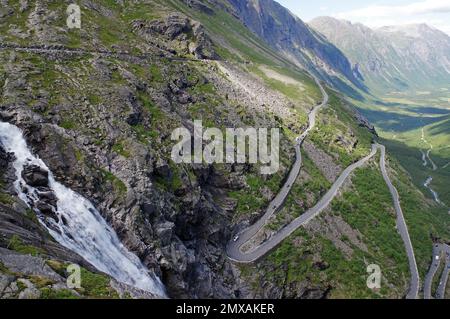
379, 23, 431, 31
377, 23, 448, 39
310, 17, 450, 94
226, 1, 363, 90
310, 16, 373, 34
311, 17, 448, 39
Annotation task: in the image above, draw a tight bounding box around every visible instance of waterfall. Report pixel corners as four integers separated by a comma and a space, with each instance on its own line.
0, 121, 166, 297
424, 176, 443, 205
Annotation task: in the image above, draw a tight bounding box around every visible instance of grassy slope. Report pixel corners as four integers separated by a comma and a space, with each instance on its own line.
347, 72, 450, 209
242, 164, 410, 299
162, 0, 450, 297
1, 0, 447, 298
314, 20, 450, 211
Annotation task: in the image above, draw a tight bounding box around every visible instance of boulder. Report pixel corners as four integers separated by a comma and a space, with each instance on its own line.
21, 164, 49, 187
0, 146, 13, 170
36, 188, 58, 207
182, 0, 214, 15
0, 249, 63, 281
0, 273, 15, 295
17, 279, 41, 299
35, 201, 57, 220
156, 222, 175, 247
154, 159, 172, 179
189, 23, 219, 60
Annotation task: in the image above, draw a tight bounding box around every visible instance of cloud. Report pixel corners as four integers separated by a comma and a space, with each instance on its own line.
333, 0, 450, 34
335, 0, 450, 18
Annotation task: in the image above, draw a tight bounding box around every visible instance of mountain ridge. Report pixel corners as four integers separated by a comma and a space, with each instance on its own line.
225, 0, 366, 94
0, 0, 449, 300
309, 16, 450, 95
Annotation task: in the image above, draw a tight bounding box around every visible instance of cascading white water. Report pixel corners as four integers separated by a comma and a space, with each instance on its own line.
0, 121, 166, 297
424, 176, 442, 205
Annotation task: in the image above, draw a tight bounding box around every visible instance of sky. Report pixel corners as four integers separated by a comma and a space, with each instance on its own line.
276, 0, 450, 35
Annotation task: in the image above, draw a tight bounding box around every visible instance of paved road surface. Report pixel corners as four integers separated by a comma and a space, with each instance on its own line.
2, 41, 425, 298
379, 144, 419, 299
424, 244, 443, 299
227, 80, 420, 299
227, 76, 329, 263
436, 254, 450, 299
0, 42, 200, 62
424, 243, 450, 299
421, 128, 437, 171
227, 144, 378, 263
420, 150, 428, 167
226, 77, 383, 264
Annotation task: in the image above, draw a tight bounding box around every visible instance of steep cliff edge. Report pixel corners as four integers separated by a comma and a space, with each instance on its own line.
0, 0, 448, 299
224, 0, 366, 95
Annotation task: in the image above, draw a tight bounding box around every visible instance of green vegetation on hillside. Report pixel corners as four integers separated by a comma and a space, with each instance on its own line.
242, 164, 411, 298
1, 0, 448, 300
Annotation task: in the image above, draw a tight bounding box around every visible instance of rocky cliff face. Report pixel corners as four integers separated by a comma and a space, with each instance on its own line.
0, 0, 343, 299
224, 0, 364, 91
0, 0, 440, 300
0, 0, 251, 299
